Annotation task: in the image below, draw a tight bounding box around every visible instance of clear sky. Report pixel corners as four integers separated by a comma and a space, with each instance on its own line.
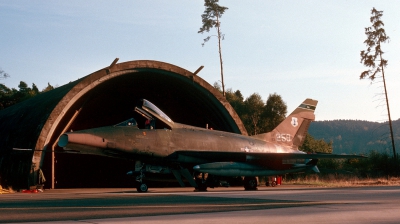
1, 1, 399, 122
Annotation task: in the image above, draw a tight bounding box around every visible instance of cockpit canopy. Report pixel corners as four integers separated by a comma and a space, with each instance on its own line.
115, 99, 174, 129
142, 100, 173, 123
135, 99, 174, 129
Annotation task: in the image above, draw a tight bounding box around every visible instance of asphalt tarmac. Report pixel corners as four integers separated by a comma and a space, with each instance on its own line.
1, 185, 400, 223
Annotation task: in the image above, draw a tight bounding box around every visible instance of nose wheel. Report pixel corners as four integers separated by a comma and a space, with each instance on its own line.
135, 162, 148, 193
136, 183, 148, 192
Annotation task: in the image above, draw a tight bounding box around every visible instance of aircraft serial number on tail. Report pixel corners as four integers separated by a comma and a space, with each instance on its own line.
276, 134, 291, 142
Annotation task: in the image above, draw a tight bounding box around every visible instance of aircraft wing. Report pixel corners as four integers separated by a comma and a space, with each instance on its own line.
170, 151, 366, 163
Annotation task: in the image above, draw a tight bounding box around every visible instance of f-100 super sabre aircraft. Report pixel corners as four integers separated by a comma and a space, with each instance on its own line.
58, 98, 363, 192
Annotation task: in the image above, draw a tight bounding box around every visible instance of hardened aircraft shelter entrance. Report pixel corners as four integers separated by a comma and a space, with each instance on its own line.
0, 59, 247, 189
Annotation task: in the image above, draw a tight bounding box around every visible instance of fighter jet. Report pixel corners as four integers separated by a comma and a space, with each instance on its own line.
58, 98, 363, 192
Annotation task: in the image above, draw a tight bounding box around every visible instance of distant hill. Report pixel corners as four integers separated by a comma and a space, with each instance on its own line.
308, 119, 400, 155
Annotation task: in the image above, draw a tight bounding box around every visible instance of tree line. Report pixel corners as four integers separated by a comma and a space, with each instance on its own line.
307, 150, 400, 178
214, 82, 287, 135
308, 119, 400, 155
0, 81, 55, 110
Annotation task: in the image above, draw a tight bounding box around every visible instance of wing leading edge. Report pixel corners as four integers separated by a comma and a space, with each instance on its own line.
171, 151, 366, 163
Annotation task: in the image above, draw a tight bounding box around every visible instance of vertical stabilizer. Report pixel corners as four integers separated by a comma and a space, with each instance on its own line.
252, 99, 318, 149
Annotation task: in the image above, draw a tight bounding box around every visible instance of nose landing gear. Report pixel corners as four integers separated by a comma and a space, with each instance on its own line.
135, 162, 148, 193
137, 182, 148, 192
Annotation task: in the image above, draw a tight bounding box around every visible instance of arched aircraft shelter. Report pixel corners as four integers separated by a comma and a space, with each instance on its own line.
0, 59, 247, 189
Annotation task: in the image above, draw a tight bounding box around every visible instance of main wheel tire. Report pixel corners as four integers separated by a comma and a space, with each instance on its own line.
195, 179, 208, 191
196, 184, 208, 191
271, 181, 277, 187
244, 177, 258, 191
137, 183, 148, 193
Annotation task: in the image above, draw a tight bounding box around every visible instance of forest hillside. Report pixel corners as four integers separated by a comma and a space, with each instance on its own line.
308, 119, 400, 155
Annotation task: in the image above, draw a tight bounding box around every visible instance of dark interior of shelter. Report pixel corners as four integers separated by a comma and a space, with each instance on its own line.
40, 69, 238, 188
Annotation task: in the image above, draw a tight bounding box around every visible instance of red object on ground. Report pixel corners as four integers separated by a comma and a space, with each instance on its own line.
22, 189, 39, 193
277, 176, 282, 185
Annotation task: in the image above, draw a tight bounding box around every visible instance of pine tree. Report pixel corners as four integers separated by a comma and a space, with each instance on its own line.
199, 0, 228, 96
360, 7, 396, 159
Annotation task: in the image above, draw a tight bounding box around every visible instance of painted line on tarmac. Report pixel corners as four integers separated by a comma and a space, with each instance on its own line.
0, 201, 351, 210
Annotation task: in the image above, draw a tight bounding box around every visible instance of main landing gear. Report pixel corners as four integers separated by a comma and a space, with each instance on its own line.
194, 173, 221, 191
243, 177, 258, 191
194, 174, 259, 191
195, 173, 208, 191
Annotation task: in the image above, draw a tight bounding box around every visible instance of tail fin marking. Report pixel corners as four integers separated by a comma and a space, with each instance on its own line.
252, 98, 318, 149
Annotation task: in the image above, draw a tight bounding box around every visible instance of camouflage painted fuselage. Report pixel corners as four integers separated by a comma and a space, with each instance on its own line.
60, 122, 302, 167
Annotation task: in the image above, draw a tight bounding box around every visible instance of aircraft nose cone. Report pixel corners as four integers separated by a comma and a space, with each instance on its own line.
193, 165, 200, 171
